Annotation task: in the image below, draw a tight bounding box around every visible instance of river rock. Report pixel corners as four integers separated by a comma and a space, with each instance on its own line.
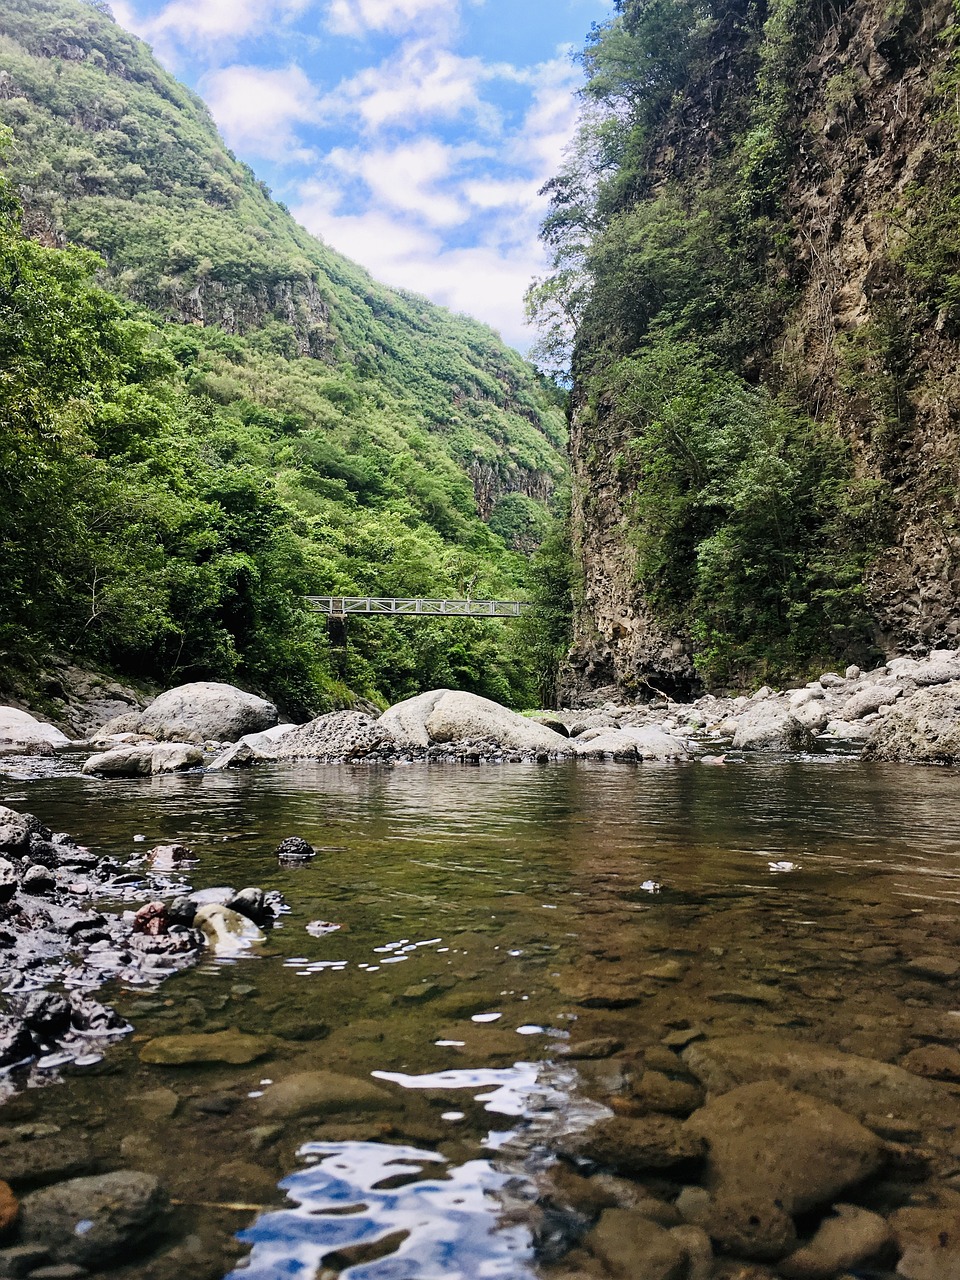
257, 1070, 401, 1119
19, 1172, 166, 1268
706, 1193, 797, 1261
381, 690, 574, 755
0, 807, 50, 855
842, 684, 903, 721
891, 1206, 960, 1279
81, 743, 203, 777
681, 1033, 951, 1123
0, 860, 17, 905
194, 904, 264, 953
685, 1082, 885, 1215
863, 684, 960, 763
139, 1029, 278, 1066
575, 726, 690, 760
584, 1208, 688, 1279
225, 887, 271, 925
555, 1115, 704, 1175
264, 711, 395, 760
208, 723, 297, 769
0, 709, 70, 750
573, 731, 639, 760
104, 681, 279, 743
900, 1044, 960, 1082
778, 1203, 894, 1279
731, 705, 816, 752
276, 836, 316, 863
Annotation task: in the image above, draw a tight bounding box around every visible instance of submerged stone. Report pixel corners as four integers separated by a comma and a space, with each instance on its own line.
19, 1171, 167, 1268
139, 1029, 278, 1066
256, 1070, 401, 1119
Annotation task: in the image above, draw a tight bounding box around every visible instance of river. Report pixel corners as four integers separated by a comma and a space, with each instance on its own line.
4, 754, 960, 1278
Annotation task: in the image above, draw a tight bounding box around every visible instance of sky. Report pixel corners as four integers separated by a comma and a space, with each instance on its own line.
107, 0, 614, 352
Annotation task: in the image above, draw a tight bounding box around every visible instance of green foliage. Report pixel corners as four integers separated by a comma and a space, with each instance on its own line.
0, 0, 571, 712
510, 498, 577, 707
533, 0, 887, 687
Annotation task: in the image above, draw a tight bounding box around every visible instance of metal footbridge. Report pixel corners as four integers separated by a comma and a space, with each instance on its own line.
306, 596, 531, 619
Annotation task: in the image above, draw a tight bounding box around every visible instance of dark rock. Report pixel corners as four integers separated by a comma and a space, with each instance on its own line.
25, 837, 59, 868
19, 1171, 167, 1269
224, 888, 270, 925
166, 897, 198, 928
0, 1020, 35, 1068
0, 863, 17, 906
276, 837, 316, 863
556, 1115, 705, 1176
0, 1245, 50, 1278
1, 1139, 104, 1191
146, 845, 194, 871
18, 994, 70, 1040
68, 994, 125, 1035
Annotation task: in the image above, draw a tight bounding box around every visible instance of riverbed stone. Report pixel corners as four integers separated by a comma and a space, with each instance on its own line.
556, 1115, 704, 1175
685, 1082, 885, 1215
0, 809, 49, 856
584, 1208, 688, 1280
778, 1203, 895, 1279
0, 862, 17, 906
0, 1245, 50, 1278
139, 1029, 279, 1066
256, 1070, 401, 1119
731, 705, 816, 752
681, 1033, 951, 1122
19, 1171, 167, 1269
901, 1044, 960, 1082
891, 1205, 960, 1279
906, 954, 960, 980
707, 1193, 797, 1261
81, 743, 203, 777
266, 710, 396, 760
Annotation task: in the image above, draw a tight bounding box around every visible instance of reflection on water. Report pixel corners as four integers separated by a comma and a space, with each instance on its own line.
5, 757, 960, 1277
234, 1142, 535, 1280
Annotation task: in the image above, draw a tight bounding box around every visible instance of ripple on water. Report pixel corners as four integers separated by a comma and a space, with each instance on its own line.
231, 1142, 536, 1280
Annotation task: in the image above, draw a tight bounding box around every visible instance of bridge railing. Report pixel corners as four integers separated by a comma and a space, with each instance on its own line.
305, 596, 531, 618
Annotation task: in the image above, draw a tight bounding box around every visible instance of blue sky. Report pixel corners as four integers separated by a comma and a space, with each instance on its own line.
109, 0, 614, 351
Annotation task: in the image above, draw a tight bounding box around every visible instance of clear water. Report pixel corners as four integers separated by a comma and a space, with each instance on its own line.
4, 756, 960, 1278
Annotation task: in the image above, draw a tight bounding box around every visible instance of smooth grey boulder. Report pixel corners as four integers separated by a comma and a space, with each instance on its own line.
97, 681, 277, 743
82, 743, 203, 777
381, 689, 574, 755
863, 684, 960, 764
731, 704, 816, 752
0, 707, 70, 749
842, 683, 903, 721
208, 723, 297, 769
19, 1171, 167, 1268
573, 726, 689, 760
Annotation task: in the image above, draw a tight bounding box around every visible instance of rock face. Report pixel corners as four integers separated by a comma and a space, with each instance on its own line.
19, 1172, 167, 1268
381, 690, 574, 755
863, 684, 960, 763
97, 681, 277, 744
81, 743, 203, 777
0, 708, 70, 750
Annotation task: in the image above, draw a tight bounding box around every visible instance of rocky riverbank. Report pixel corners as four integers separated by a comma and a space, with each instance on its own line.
5, 647, 960, 777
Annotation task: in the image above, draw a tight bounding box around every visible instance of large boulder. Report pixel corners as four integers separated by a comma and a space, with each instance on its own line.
573, 726, 690, 760
19, 1171, 167, 1268
82, 743, 203, 777
264, 711, 395, 760
0, 708, 70, 750
863, 684, 960, 764
685, 1082, 884, 1216
841, 683, 903, 721
381, 690, 574, 755
681, 1033, 952, 1125
96, 682, 277, 744
731, 704, 817, 752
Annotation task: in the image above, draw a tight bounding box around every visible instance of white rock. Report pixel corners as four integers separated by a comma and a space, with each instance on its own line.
81, 743, 203, 777
0, 708, 70, 749
842, 685, 903, 721
381, 690, 573, 755
732, 704, 816, 752
194, 904, 264, 953
845, 666, 861, 680
97, 682, 278, 744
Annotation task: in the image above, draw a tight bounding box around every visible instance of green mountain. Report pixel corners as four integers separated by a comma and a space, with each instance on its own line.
0, 0, 567, 714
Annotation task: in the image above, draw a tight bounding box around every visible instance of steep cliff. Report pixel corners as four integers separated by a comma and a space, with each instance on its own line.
539, 0, 960, 699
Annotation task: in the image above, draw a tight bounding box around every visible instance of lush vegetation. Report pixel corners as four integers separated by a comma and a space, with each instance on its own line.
0, 0, 570, 713
530, 0, 890, 687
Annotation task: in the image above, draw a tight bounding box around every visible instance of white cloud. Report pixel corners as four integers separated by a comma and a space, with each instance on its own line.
325, 0, 459, 37
294, 186, 548, 349
327, 40, 499, 132
114, 0, 310, 51
328, 138, 472, 227
202, 65, 321, 158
